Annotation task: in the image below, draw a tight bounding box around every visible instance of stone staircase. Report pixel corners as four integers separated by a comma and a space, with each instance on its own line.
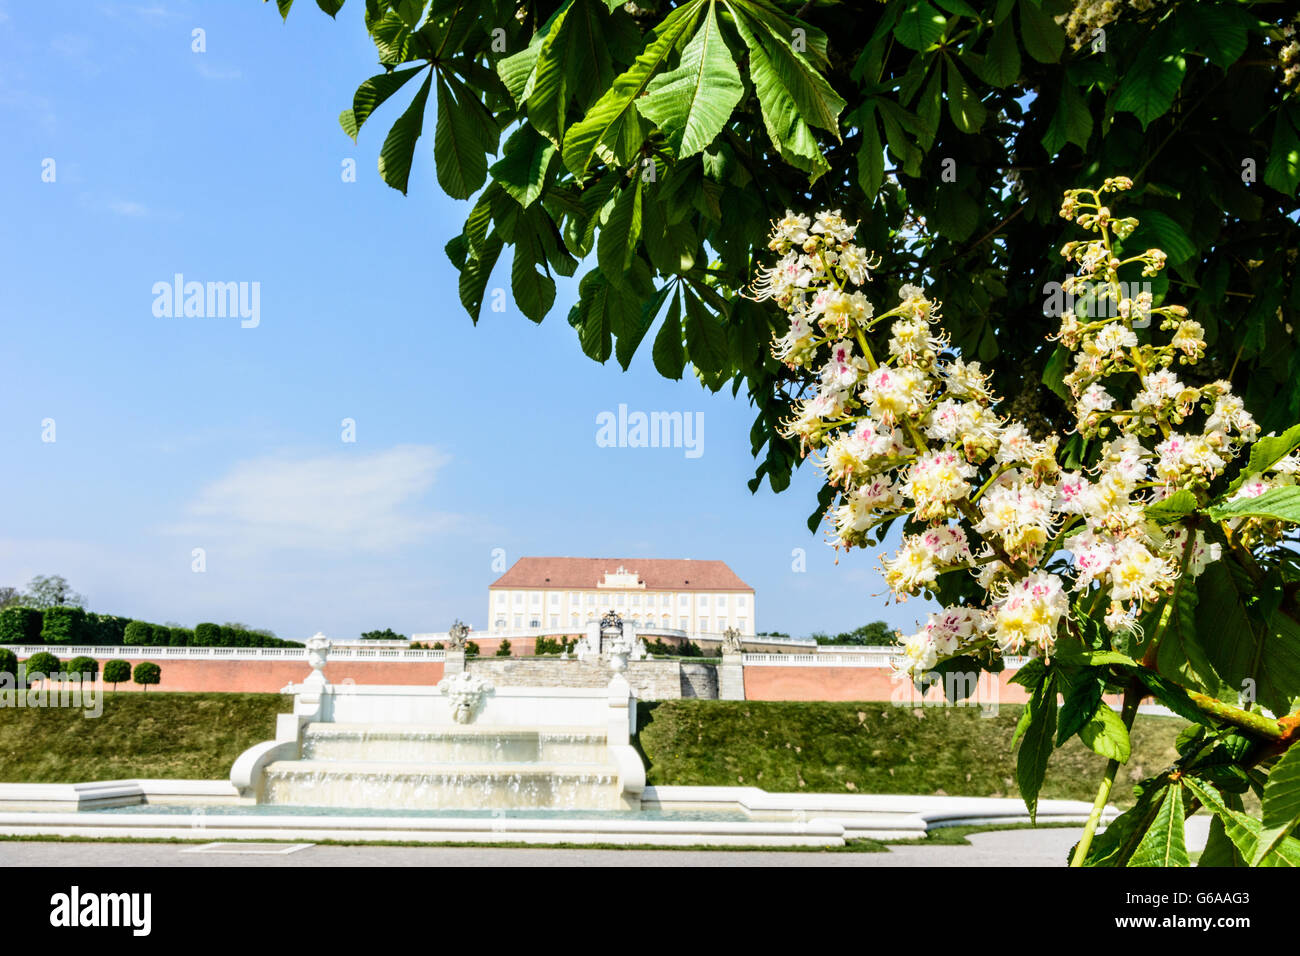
679, 663, 719, 698
465, 658, 717, 700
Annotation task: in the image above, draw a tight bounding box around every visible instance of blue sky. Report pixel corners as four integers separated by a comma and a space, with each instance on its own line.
0, 1, 934, 641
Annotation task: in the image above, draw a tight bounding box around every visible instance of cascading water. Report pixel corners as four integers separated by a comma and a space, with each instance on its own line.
261, 724, 626, 811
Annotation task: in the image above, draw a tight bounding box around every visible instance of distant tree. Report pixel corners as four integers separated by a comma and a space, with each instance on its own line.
132, 661, 161, 692
813, 621, 896, 646
224, 622, 277, 638
0, 587, 20, 610
757, 631, 790, 639
21, 575, 84, 610
360, 628, 407, 641
465, 640, 480, 658
102, 659, 131, 690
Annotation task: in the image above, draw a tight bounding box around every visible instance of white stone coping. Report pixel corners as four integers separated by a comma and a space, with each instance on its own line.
0, 779, 1111, 845
0, 808, 843, 848
741, 653, 1034, 668
290, 683, 614, 699
4, 645, 446, 662
0, 779, 240, 811
642, 787, 1115, 839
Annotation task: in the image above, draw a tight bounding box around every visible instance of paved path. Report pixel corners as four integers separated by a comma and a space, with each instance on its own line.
0, 827, 1084, 866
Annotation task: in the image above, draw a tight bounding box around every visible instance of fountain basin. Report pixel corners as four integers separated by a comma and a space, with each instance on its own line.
262, 759, 628, 811
232, 671, 645, 812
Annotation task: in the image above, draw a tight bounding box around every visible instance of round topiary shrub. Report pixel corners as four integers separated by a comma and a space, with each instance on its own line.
168, 627, 192, 646
193, 622, 220, 646
132, 661, 161, 691
23, 651, 61, 684
0, 648, 18, 678
67, 655, 99, 681
102, 659, 131, 689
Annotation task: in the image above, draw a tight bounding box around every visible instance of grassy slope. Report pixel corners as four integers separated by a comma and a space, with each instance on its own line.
0, 693, 287, 782
636, 700, 1184, 808
0, 694, 1183, 807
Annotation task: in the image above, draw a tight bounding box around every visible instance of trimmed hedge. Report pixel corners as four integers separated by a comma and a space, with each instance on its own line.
40, 606, 88, 644
123, 621, 154, 645
0, 609, 291, 649
0, 607, 42, 644
0, 649, 17, 678
87, 613, 130, 645
194, 622, 221, 646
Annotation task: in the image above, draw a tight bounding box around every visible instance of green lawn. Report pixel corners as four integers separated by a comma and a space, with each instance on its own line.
0, 693, 1184, 808
636, 700, 1185, 808
0, 692, 287, 782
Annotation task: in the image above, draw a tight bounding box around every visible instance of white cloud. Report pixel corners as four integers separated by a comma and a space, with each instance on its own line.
174, 444, 458, 553
107, 198, 149, 217
195, 61, 242, 81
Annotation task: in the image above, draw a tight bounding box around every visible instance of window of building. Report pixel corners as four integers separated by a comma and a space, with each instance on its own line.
550, 593, 559, 605
700, 618, 709, 632
679, 617, 688, 629
570, 592, 580, 604
531, 593, 541, 606
679, 594, 688, 606
529, 618, 540, 629
587, 594, 597, 605
513, 615, 522, 628
615, 594, 625, 606
738, 618, 747, 632
737, 595, 747, 608
494, 618, 506, 630
549, 615, 558, 627
495, 593, 505, 605
699, 595, 709, 607
661, 594, 670, 606
631, 594, 640, 606
514, 593, 524, 606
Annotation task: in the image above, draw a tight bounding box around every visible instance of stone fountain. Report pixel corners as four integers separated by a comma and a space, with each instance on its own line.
231, 631, 645, 812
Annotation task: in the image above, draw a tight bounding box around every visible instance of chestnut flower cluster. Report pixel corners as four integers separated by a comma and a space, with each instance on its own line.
753, 179, 1289, 680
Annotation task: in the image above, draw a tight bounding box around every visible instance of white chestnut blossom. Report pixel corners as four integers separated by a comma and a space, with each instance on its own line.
752, 181, 1290, 678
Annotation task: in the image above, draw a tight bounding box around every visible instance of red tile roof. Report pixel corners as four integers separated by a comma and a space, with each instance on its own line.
489, 557, 752, 592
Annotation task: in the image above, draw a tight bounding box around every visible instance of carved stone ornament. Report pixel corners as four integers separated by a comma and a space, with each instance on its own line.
446, 621, 469, 650
439, 671, 493, 724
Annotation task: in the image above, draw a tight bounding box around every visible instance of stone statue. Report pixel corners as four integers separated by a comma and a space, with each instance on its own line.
721, 627, 743, 654
446, 620, 469, 651
439, 672, 492, 724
